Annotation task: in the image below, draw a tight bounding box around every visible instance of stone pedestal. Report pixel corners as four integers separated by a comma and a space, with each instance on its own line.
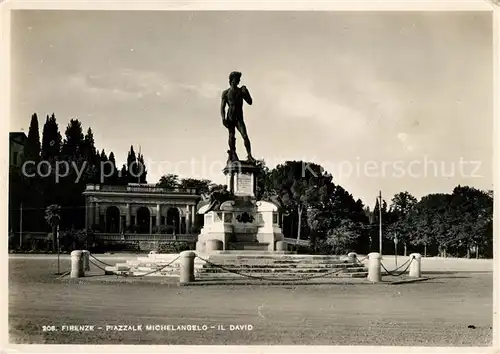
196, 160, 284, 253
224, 160, 257, 197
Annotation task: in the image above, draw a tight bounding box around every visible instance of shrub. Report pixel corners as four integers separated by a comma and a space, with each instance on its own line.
157, 241, 193, 253
314, 221, 361, 255
58, 229, 88, 252
23, 233, 42, 252
89, 240, 139, 253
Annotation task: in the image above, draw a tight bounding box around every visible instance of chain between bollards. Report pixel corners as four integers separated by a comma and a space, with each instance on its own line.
89, 253, 114, 267
381, 258, 413, 276
368, 253, 423, 281
67, 250, 423, 283
66, 250, 182, 279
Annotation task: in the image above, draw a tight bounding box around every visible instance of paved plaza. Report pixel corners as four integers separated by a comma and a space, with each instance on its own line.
8, 255, 493, 346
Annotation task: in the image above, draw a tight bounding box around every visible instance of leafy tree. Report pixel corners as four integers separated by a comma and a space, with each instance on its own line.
407, 193, 451, 257
208, 183, 226, 194
386, 191, 418, 255
405, 188, 492, 258
61, 119, 85, 161
157, 174, 180, 189
447, 186, 492, 258
327, 186, 367, 227
179, 178, 212, 194
390, 191, 418, 215
321, 219, 361, 255
306, 185, 368, 253
270, 161, 331, 241
254, 159, 273, 200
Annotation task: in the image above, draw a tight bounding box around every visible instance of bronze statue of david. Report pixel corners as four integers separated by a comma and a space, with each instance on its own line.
220, 71, 254, 163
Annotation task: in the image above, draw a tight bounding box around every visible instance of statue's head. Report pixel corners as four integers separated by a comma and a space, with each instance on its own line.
229, 71, 242, 87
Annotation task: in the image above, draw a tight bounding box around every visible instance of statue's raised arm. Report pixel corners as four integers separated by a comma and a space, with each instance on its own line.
241, 85, 252, 105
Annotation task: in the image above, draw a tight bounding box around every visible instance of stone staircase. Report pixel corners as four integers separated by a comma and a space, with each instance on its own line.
103, 252, 368, 280
226, 241, 270, 251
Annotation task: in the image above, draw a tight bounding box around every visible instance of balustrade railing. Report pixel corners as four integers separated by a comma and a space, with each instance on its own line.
85, 184, 198, 195
94, 233, 197, 242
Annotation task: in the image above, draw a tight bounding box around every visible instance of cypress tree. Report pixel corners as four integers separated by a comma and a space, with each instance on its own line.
82, 128, 99, 183
24, 113, 41, 164
100, 149, 109, 184
41, 113, 62, 161
119, 164, 128, 185
108, 151, 118, 184
137, 153, 147, 183
83, 127, 96, 162
127, 146, 137, 184
61, 119, 84, 161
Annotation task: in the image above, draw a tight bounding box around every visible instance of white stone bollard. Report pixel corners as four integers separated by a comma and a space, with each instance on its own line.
70, 250, 84, 278
409, 253, 422, 277
82, 250, 90, 272
347, 252, 357, 264
367, 252, 381, 282
179, 251, 196, 285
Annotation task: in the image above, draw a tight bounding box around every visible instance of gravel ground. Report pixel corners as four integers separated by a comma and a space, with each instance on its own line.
8, 257, 493, 346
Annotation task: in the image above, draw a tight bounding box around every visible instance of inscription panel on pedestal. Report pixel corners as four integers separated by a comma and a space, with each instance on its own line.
235, 173, 253, 196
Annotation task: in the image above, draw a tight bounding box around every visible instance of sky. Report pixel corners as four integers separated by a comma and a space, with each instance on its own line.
10, 10, 493, 205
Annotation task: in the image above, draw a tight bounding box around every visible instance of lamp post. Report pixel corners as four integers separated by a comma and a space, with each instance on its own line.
393, 234, 398, 268
19, 202, 23, 249
56, 224, 60, 274
378, 191, 382, 255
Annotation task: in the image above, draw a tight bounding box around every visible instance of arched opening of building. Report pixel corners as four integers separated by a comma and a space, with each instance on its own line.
166, 207, 180, 234
105, 206, 121, 233
136, 207, 151, 234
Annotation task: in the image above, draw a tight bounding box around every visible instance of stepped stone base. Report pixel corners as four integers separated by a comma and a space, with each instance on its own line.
227, 242, 270, 251
103, 252, 369, 280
